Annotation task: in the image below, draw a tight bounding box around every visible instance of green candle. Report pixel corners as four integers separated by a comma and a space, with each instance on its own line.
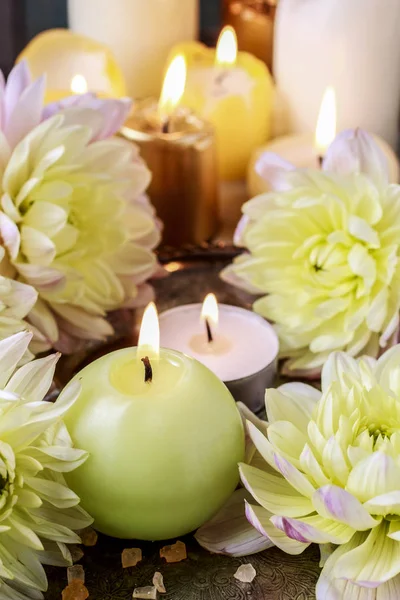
64, 304, 244, 540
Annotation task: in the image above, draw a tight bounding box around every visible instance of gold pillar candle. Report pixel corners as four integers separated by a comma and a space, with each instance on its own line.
223, 0, 277, 73
121, 100, 219, 247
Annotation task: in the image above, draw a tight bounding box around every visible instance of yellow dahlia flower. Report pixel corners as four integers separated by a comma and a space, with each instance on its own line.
0, 62, 160, 353
0, 330, 92, 600
237, 346, 400, 599
222, 129, 400, 376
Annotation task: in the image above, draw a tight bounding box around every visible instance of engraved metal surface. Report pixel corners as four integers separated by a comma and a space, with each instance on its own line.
45, 534, 320, 599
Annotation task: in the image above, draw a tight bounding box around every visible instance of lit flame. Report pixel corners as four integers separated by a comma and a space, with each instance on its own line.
201, 293, 219, 327
70, 74, 88, 95
315, 86, 337, 155
216, 26, 238, 67
159, 55, 187, 122
138, 302, 160, 358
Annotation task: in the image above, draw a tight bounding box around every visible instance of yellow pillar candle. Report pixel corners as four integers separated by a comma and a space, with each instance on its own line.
168, 26, 274, 180
64, 303, 244, 540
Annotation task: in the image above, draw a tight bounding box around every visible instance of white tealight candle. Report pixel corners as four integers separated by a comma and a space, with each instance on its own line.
159, 295, 279, 414
248, 86, 400, 197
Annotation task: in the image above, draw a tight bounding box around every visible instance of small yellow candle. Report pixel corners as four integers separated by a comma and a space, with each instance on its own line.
17, 29, 126, 103
168, 26, 274, 180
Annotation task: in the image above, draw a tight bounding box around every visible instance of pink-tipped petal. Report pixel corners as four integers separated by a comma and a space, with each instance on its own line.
270, 514, 354, 545
323, 129, 389, 188
255, 152, 295, 191
274, 454, 315, 498
245, 501, 310, 555
5, 75, 45, 148
42, 93, 97, 120
233, 215, 250, 247
0, 212, 21, 260
92, 97, 132, 140
3, 61, 31, 125
195, 489, 273, 557
313, 485, 380, 530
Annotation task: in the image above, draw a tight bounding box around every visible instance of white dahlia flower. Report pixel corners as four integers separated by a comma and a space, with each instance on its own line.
222, 129, 400, 377
0, 331, 92, 600
0, 61, 161, 353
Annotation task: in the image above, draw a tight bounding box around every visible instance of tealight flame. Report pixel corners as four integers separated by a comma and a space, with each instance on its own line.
138, 302, 160, 358
159, 55, 187, 122
71, 74, 88, 95
216, 26, 238, 67
201, 293, 219, 327
315, 86, 337, 156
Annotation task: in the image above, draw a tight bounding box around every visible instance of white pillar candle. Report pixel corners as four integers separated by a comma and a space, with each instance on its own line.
159, 297, 279, 414
274, 0, 400, 148
68, 0, 198, 99
247, 133, 400, 198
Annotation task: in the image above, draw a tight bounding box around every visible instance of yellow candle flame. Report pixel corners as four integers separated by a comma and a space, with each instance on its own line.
216, 26, 238, 67
71, 74, 88, 95
315, 86, 337, 156
158, 55, 187, 123
201, 293, 219, 327
138, 302, 160, 358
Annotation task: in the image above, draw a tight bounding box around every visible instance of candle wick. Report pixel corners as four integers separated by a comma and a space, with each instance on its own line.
318, 154, 324, 168
162, 119, 170, 134
205, 318, 214, 343
141, 356, 153, 383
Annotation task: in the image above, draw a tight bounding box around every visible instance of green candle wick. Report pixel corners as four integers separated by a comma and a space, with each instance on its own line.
141, 356, 153, 383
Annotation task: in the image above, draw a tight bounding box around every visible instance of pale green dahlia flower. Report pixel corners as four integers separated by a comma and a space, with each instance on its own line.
222, 129, 400, 376
198, 346, 400, 598
0, 62, 160, 354
0, 330, 92, 600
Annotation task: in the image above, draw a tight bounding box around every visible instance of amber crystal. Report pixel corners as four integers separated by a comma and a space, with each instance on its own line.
79, 527, 98, 547
121, 547, 142, 568
67, 564, 85, 585
159, 540, 187, 563
62, 581, 89, 600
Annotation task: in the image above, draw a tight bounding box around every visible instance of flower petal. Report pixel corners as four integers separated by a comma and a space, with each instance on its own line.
195, 489, 273, 556
266, 383, 321, 430
255, 152, 295, 191
313, 485, 380, 530
245, 501, 310, 555
271, 513, 355, 545
323, 129, 389, 189
333, 523, 400, 587
240, 462, 314, 517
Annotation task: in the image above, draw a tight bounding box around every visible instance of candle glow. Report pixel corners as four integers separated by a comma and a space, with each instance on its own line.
215, 26, 238, 67
201, 293, 219, 327
314, 86, 337, 156
70, 74, 88, 94
138, 302, 160, 359
159, 55, 187, 122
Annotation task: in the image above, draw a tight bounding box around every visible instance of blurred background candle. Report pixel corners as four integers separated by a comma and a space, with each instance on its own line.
18, 29, 126, 102
248, 86, 400, 197
170, 26, 273, 181
168, 26, 273, 235
159, 294, 279, 414
223, 0, 277, 73
68, 0, 198, 99
121, 56, 219, 247
274, 0, 400, 148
